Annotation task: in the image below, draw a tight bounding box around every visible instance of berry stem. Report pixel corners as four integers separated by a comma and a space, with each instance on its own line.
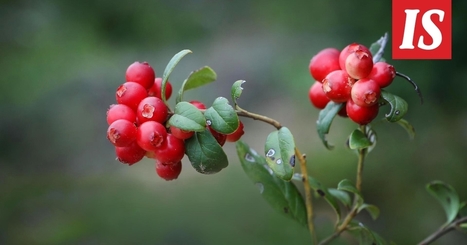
417, 216, 467, 245
356, 125, 367, 192
396, 71, 424, 104
235, 106, 282, 130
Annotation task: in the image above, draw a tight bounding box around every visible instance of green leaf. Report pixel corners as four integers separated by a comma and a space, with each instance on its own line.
231, 80, 246, 105
459, 201, 467, 217
185, 128, 228, 174
162, 49, 192, 103
369, 32, 389, 63
348, 129, 371, 150
236, 141, 307, 226
426, 181, 460, 225
168, 102, 206, 132
380, 91, 409, 122
317, 102, 343, 150
358, 203, 380, 220
328, 188, 352, 208
338, 179, 363, 206
264, 127, 296, 181
348, 222, 388, 245
176, 66, 217, 103
204, 97, 239, 134
394, 118, 416, 140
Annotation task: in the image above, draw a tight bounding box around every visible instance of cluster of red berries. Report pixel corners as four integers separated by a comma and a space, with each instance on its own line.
308, 43, 396, 125
106, 62, 245, 181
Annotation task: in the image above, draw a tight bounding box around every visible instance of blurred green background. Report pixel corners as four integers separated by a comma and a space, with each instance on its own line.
1, 0, 466, 244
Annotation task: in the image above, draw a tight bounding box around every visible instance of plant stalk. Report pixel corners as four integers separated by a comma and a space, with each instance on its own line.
418, 216, 467, 245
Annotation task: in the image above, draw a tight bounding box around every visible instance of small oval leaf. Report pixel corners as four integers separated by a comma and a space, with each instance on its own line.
236, 141, 307, 226
264, 127, 296, 180
380, 91, 408, 122
348, 129, 371, 150
162, 49, 192, 103
204, 97, 239, 134
348, 223, 388, 245
231, 80, 246, 105
317, 102, 344, 150
358, 203, 380, 220
426, 181, 460, 225
369, 32, 389, 63
338, 179, 363, 206
168, 102, 206, 132
394, 118, 415, 140
328, 188, 352, 208
185, 128, 228, 174
176, 66, 217, 103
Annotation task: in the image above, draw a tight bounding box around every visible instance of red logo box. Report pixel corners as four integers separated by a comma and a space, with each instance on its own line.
392, 0, 451, 59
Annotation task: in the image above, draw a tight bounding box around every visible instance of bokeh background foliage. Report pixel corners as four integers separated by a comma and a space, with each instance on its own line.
1, 0, 467, 244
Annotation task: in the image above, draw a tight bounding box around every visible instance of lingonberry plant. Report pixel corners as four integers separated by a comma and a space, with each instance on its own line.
106, 33, 467, 244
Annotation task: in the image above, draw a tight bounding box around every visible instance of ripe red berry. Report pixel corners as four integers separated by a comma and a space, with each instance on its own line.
351, 78, 381, 107
208, 126, 227, 146
368, 62, 396, 88
346, 99, 379, 125
115, 141, 146, 165
226, 121, 245, 142
125, 61, 155, 90
136, 121, 167, 152
339, 43, 371, 71
190, 100, 206, 110
116, 82, 148, 111
107, 104, 136, 125
308, 81, 331, 109
322, 70, 355, 103
148, 78, 173, 100
136, 97, 168, 124
154, 134, 186, 164
345, 49, 373, 79
309, 48, 341, 82
170, 125, 194, 140
156, 160, 182, 181
107, 119, 137, 147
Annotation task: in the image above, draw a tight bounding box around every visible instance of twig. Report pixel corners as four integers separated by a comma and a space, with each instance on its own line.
235, 107, 282, 130
418, 216, 467, 245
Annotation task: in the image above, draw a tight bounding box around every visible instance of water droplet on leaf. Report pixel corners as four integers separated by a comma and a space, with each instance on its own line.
206, 119, 212, 126
255, 182, 264, 194
276, 159, 282, 165
266, 149, 275, 157
245, 153, 255, 162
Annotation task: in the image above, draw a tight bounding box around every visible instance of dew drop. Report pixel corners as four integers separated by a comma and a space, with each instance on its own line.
244, 153, 255, 162
206, 119, 212, 126
276, 159, 282, 165
266, 149, 275, 157
255, 182, 264, 194
395, 110, 400, 115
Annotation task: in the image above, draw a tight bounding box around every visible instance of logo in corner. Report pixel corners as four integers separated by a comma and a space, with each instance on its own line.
392, 0, 451, 59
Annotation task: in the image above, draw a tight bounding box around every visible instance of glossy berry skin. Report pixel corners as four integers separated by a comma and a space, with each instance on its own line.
125, 61, 156, 90
154, 134, 185, 164
208, 126, 227, 146
170, 125, 194, 140
308, 81, 330, 109
107, 119, 137, 147
115, 141, 146, 165
309, 48, 341, 82
226, 121, 244, 142
148, 78, 173, 100
339, 43, 371, 71
107, 104, 136, 125
368, 62, 396, 88
156, 160, 182, 181
137, 97, 168, 124
346, 99, 379, 125
322, 70, 355, 103
351, 78, 381, 107
136, 121, 167, 152
116, 82, 148, 111
190, 100, 206, 110
345, 49, 373, 79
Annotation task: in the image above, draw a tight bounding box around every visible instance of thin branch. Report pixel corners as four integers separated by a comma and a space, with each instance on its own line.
418, 216, 467, 245
235, 107, 282, 130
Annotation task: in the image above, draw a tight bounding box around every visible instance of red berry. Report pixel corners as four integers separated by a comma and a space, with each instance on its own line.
125, 61, 155, 90
309, 48, 341, 82
170, 125, 194, 140
226, 121, 245, 142
136, 121, 167, 152
368, 62, 396, 88
339, 43, 371, 71
148, 78, 173, 100
322, 70, 355, 103
115, 142, 146, 165
136, 97, 168, 124
346, 99, 379, 125
190, 100, 206, 110
308, 81, 331, 109
156, 160, 182, 181
345, 49, 373, 79
208, 126, 227, 146
107, 104, 136, 125
154, 134, 185, 164
351, 78, 381, 107
107, 119, 137, 147
116, 82, 148, 111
